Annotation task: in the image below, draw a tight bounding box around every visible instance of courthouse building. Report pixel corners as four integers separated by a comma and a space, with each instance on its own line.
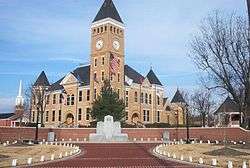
31, 0, 186, 128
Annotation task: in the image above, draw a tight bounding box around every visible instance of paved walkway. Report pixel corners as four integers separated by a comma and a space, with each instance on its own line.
32, 143, 201, 168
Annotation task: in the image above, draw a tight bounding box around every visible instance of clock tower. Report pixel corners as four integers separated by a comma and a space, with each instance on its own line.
90, 0, 125, 101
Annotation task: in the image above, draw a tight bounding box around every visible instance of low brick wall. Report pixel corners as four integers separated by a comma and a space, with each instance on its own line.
0, 127, 249, 142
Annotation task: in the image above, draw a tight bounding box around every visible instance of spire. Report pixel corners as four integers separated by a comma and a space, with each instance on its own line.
18, 80, 22, 96
34, 71, 50, 86
93, 0, 123, 23
171, 89, 186, 104
146, 69, 162, 86
16, 80, 24, 106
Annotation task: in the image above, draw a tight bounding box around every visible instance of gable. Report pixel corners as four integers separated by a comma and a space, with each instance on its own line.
60, 73, 78, 85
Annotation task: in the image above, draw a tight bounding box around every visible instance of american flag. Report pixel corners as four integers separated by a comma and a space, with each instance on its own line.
110, 53, 120, 75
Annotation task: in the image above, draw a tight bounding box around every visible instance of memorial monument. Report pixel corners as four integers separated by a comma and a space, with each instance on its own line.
89, 115, 128, 142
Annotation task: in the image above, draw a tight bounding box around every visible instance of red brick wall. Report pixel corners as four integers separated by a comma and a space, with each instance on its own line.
0, 127, 249, 142
0, 120, 11, 127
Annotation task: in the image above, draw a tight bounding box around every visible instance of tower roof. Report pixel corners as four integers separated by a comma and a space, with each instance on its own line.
93, 0, 123, 23
34, 71, 50, 86
215, 96, 239, 114
171, 89, 186, 104
146, 69, 162, 86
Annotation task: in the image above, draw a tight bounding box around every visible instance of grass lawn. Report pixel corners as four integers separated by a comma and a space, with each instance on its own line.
0, 143, 75, 167
158, 143, 250, 168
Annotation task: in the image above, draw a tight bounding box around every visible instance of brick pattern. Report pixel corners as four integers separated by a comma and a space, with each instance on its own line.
0, 127, 249, 142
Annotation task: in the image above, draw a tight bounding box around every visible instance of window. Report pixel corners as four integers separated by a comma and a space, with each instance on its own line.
52, 110, 55, 122
145, 93, 148, 104
79, 91, 83, 102
45, 111, 49, 122
58, 110, 61, 122
32, 111, 35, 122
118, 73, 120, 82
94, 72, 97, 80
94, 89, 97, 99
147, 110, 150, 122
149, 94, 152, 104
134, 92, 138, 102
67, 95, 70, 106
104, 26, 107, 31
86, 108, 90, 121
117, 89, 120, 97
71, 94, 75, 105
126, 97, 128, 107
59, 94, 63, 104
46, 95, 50, 104
140, 93, 144, 103
78, 108, 82, 121
101, 71, 105, 81
157, 111, 160, 123
114, 27, 116, 33
143, 110, 149, 122
110, 75, 113, 81
126, 111, 128, 120
101, 27, 103, 33
97, 28, 99, 33
102, 57, 105, 65
53, 94, 56, 104
126, 91, 129, 96
94, 58, 97, 67
157, 96, 160, 105
87, 90, 90, 101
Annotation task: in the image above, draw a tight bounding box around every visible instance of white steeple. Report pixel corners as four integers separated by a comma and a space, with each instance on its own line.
15, 80, 24, 106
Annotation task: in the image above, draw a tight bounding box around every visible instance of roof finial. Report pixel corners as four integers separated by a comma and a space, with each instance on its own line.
150, 63, 153, 70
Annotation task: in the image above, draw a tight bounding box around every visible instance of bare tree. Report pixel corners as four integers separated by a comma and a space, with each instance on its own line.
191, 88, 215, 127
26, 83, 49, 126
190, 12, 250, 127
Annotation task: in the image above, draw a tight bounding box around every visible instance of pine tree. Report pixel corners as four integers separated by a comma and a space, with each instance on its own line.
91, 80, 126, 122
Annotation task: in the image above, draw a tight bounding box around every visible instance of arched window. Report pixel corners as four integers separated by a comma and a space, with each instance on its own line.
134, 92, 138, 102
157, 96, 160, 105
97, 28, 100, 33
67, 95, 70, 105
71, 94, 75, 105
145, 93, 148, 104
101, 27, 103, 33
104, 26, 107, 31
140, 93, 144, 103
110, 26, 113, 32
149, 94, 152, 104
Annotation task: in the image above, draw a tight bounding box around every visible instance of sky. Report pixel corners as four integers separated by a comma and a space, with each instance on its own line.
0, 0, 247, 113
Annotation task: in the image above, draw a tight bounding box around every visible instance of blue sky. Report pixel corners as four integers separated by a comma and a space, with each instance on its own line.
0, 0, 247, 113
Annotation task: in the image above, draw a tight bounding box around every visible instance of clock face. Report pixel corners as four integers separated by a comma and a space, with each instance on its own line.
113, 40, 120, 50
96, 39, 103, 50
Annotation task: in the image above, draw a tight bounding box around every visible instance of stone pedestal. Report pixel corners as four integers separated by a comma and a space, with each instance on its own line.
89, 115, 128, 142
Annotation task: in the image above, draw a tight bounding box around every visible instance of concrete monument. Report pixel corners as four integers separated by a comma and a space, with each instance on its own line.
89, 115, 128, 142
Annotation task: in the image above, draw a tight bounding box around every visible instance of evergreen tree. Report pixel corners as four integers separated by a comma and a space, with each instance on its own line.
91, 80, 126, 122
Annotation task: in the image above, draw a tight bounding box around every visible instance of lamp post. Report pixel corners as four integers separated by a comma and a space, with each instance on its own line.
175, 110, 179, 141
35, 106, 39, 144
185, 104, 190, 144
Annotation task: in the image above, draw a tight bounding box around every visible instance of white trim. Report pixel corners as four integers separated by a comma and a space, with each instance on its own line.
60, 73, 78, 85
91, 18, 125, 29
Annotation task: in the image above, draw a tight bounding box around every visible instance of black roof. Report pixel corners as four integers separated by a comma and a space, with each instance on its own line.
93, 0, 123, 23
124, 65, 144, 84
171, 89, 186, 103
49, 66, 90, 92
0, 113, 15, 119
215, 96, 239, 114
73, 65, 90, 86
34, 71, 50, 86
146, 69, 162, 86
